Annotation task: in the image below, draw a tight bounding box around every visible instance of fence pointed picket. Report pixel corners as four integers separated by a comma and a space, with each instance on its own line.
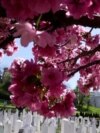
91, 118, 97, 133
3, 111, 8, 124
0, 110, 99, 133
61, 119, 75, 133
98, 120, 100, 130
23, 112, 32, 127
96, 128, 100, 133
24, 125, 36, 133
10, 114, 14, 132
0, 111, 3, 123
41, 119, 48, 133
76, 123, 83, 133
34, 114, 41, 133
48, 123, 56, 133
12, 110, 19, 130
21, 112, 35, 133
14, 119, 23, 133
22, 109, 27, 121
4, 120, 12, 133
0, 122, 4, 133
70, 121, 76, 133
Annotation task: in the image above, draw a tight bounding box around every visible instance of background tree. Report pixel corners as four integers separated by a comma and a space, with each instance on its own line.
74, 87, 90, 111
0, 68, 11, 101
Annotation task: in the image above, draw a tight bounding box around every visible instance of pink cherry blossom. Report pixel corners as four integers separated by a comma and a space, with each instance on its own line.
33, 45, 56, 57
47, 85, 65, 98
10, 93, 33, 107
35, 31, 55, 48
4, 42, 18, 56
78, 77, 92, 95
41, 67, 64, 87
0, 51, 3, 59
88, 0, 100, 18
1, 0, 37, 20
52, 91, 76, 117
1, 0, 100, 118
86, 35, 100, 48
65, 0, 92, 19
1, 0, 63, 20
9, 83, 23, 96
14, 22, 36, 46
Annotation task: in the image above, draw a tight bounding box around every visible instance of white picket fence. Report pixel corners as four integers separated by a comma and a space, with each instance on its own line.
0, 109, 100, 133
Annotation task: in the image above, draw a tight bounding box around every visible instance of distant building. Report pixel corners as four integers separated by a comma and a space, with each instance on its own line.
90, 91, 100, 108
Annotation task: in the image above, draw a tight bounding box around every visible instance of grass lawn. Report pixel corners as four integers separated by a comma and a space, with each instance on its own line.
77, 105, 100, 115
0, 100, 100, 115
0, 100, 16, 109
85, 106, 100, 114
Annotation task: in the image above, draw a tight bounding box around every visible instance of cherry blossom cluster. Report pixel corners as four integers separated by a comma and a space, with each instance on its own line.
78, 51, 100, 95
9, 58, 76, 117
1, 0, 100, 20
0, 0, 99, 117
8, 21, 100, 117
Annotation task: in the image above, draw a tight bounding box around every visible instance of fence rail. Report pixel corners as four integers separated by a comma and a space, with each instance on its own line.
0, 110, 100, 133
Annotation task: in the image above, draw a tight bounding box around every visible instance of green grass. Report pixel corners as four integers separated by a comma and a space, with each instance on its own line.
86, 106, 100, 114
0, 100, 16, 109
79, 105, 100, 114
0, 99, 100, 115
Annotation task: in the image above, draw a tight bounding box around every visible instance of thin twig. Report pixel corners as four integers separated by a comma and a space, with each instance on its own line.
68, 60, 100, 76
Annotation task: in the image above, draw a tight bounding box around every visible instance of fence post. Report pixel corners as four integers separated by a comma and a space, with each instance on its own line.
4, 120, 12, 133
0, 122, 4, 133
91, 118, 97, 133
61, 118, 76, 133
48, 118, 56, 133
41, 119, 48, 133
14, 119, 23, 133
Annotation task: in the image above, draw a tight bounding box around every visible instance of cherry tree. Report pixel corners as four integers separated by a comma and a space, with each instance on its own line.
0, 0, 100, 117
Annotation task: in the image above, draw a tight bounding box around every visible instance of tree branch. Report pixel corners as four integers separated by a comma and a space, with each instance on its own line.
58, 45, 100, 65
0, 9, 100, 49
68, 60, 100, 76
0, 35, 14, 49
42, 11, 100, 29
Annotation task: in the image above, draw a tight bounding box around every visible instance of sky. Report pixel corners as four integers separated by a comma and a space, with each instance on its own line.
0, 28, 99, 89
0, 39, 33, 68
0, 38, 80, 89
